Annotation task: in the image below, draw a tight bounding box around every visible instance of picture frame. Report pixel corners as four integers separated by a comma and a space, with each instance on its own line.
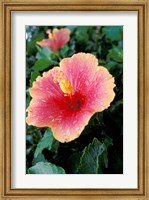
0, 0, 149, 199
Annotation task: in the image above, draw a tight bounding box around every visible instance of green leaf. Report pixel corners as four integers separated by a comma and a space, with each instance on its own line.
27, 32, 45, 55
34, 128, 58, 158
103, 135, 113, 148
109, 99, 123, 114
108, 46, 123, 63
97, 148, 111, 172
32, 153, 47, 166
50, 51, 60, 61
28, 162, 65, 174
26, 93, 31, 108
66, 26, 76, 31
99, 136, 113, 170
50, 139, 59, 153
26, 125, 42, 143
60, 44, 69, 58
78, 138, 106, 174
68, 137, 113, 174
30, 70, 40, 86
33, 58, 57, 72
36, 46, 52, 60
94, 112, 104, 126
98, 46, 102, 55
29, 57, 58, 86
106, 60, 117, 70
102, 26, 123, 42
75, 26, 89, 44
111, 64, 123, 78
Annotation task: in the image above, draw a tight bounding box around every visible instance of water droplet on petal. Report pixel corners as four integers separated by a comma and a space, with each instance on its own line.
42, 100, 46, 102
76, 127, 80, 131
66, 129, 70, 134
85, 81, 89, 86
73, 120, 77, 124
94, 82, 98, 86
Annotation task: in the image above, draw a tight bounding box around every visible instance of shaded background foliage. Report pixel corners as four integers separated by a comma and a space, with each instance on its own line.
26, 26, 123, 174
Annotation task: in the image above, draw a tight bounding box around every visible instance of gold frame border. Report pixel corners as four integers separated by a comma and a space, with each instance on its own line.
0, 0, 148, 199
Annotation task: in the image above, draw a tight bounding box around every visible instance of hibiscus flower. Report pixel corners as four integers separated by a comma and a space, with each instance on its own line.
36, 28, 71, 52
26, 53, 115, 143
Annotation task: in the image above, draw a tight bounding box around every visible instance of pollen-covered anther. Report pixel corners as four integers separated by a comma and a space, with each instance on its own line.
59, 79, 73, 95
48, 33, 53, 38
52, 68, 65, 83
46, 29, 53, 38
51, 68, 73, 95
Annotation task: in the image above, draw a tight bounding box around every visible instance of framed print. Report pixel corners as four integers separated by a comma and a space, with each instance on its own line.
0, 0, 149, 199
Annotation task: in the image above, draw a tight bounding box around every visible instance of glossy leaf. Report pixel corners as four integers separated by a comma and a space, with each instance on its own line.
27, 32, 45, 55
30, 70, 40, 86
28, 162, 65, 174
34, 128, 58, 158
50, 139, 59, 153
60, 44, 69, 58
67, 26, 76, 31
108, 46, 123, 63
78, 138, 106, 174
102, 26, 123, 42
75, 26, 89, 44
103, 135, 113, 148
33, 58, 55, 72
99, 136, 113, 170
32, 153, 47, 166
36, 46, 52, 60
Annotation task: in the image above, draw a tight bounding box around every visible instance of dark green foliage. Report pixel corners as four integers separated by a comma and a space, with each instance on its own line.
102, 26, 123, 42
78, 138, 109, 174
60, 44, 69, 58
26, 26, 123, 174
34, 128, 57, 158
28, 162, 65, 174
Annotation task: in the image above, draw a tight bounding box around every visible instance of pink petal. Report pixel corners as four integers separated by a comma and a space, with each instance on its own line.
36, 39, 51, 47
60, 53, 98, 93
53, 28, 71, 49
26, 69, 66, 127
36, 28, 71, 52
52, 111, 93, 143
85, 66, 115, 112
60, 53, 115, 112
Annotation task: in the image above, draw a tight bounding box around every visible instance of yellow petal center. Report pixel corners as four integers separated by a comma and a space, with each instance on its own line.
59, 80, 73, 95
